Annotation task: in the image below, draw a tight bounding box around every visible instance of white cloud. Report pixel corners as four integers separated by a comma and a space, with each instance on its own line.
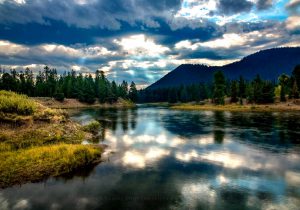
114, 34, 170, 57
175, 40, 198, 50
0, 40, 28, 55
199, 33, 249, 49
285, 16, 300, 30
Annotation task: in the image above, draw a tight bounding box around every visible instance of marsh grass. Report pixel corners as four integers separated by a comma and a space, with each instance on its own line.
0, 122, 86, 152
0, 144, 102, 188
171, 103, 300, 112
0, 91, 103, 188
82, 120, 101, 134
0, 91, 36, 115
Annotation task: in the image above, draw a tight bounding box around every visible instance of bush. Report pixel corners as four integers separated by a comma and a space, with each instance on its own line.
0, 91, 36, 115
54, 93, 65, 102
82, 120, 101, 134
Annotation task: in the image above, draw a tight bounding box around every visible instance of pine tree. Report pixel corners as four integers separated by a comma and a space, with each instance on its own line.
278, 74, 289, 102
25, 68, 34, 96
230, 80, 238, 103
119, 81, 128, 99
129, 81, 138, 102
111, 81, 118, 98
213, 71, 226, 105
292, 65, 300, 90
252, 75, 263, 104
168, 88, 178, 103
261, 81, 275, 103
238, 76, 246, 98
180, 86, 188, 103
98, 71, 107, 103
291, 80, 299, 99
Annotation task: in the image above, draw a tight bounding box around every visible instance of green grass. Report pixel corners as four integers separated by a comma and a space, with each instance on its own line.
171, 103, 300, 112
0, 90, 36, 115
0, 144, 102, 188
82, 120, 101, 134
0, 122, 86, 152
0, 91, 104, 188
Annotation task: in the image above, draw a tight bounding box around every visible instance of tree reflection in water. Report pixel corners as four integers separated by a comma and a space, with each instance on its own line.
2, 107, 299, 210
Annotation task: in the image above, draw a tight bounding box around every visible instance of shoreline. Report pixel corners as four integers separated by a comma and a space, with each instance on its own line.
171, 103, 300, 112
32, 97, 136, 109
0, 92, 106, 189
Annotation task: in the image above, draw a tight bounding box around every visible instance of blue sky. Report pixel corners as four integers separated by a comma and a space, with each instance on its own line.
0, 0, 299, 88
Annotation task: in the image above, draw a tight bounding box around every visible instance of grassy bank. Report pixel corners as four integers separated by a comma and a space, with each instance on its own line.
0, 91, 103, 188
171, 103, 300, 112
33, 97, 136, 109
0, 144, 101, 188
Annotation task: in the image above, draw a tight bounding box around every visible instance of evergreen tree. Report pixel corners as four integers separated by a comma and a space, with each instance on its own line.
25, 68, 34, 96
129, 82, 138, 102
278, 74, 289, 102
98, 71, 107, 103
230, 80, 238, 103
292, 65, 300, 90
119, 81, 128, 99
252, 75, 263, 103
213, 71, 226, 105
111, 81, 118, 98
238, 76, 246, 98
291, 80, 299, 99
180, 86, 188, 102
168, 88, 178, 103
261, 81, 275, 103
1, 72, 14, 91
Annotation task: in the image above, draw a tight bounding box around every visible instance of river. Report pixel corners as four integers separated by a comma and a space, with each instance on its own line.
1, 106, 300, 210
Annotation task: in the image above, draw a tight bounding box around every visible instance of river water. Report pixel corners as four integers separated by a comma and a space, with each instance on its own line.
1, 106, 300, 210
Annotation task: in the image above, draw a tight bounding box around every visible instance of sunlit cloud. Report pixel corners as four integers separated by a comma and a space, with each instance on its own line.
285, 16, 300, 30
114, 34, 170, 58
122, 147, 170, 168
0, 0, 299, 87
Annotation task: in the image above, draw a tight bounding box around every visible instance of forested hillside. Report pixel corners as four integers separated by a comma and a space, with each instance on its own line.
0, 66, 138, 104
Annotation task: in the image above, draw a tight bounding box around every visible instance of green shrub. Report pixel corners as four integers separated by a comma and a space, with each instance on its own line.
54, 93, 65, 102
0, 91, 36, 115
82, 120, 101, 134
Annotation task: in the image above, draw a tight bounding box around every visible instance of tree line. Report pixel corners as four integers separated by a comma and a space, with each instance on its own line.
139, 65, 300, 105
0, 66, 138, 103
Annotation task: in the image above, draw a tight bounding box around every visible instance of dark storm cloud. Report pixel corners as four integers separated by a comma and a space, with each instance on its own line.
217, 0, 273, 15
256, 0, 273, 10
286, 0, 300, 14
217, 0, 254, 15
0, 17, 221, 51
0, 0, 298, 87
0, 0, 182, 29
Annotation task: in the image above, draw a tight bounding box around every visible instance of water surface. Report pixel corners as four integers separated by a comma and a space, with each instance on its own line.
1, 107, 300, 210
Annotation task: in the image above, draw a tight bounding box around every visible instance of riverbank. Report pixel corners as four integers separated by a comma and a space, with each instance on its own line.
32, 97, 135, 109
171, 102, 300, 112
0, 91, 104, 188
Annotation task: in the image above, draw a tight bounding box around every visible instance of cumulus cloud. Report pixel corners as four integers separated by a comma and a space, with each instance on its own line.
217, 0, 254, 15
0, 0, 299, 87
286, 0, 300, 14
257, 0, 273, 10
285, 16, 300, 31
113, 34, 170, 58
0, 0, 182, 29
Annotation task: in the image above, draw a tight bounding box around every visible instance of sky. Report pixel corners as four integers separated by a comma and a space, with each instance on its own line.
0, 0, 299, 88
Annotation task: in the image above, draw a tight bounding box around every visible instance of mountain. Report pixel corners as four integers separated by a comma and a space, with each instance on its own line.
147, 47, 300, 89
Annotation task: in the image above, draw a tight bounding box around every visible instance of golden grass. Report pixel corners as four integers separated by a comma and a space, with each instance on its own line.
33, 97, 136, 109
0, 144, 102, 188
0, 91, 104, 188
0, 122, 86, 152
171, 103, 300, 112
0, 90, 37, 115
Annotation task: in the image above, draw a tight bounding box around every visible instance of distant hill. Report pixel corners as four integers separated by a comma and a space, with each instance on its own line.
147, 47, 300, 89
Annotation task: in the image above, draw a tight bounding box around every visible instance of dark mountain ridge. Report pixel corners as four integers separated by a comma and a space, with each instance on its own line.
148, 47, 300, 89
